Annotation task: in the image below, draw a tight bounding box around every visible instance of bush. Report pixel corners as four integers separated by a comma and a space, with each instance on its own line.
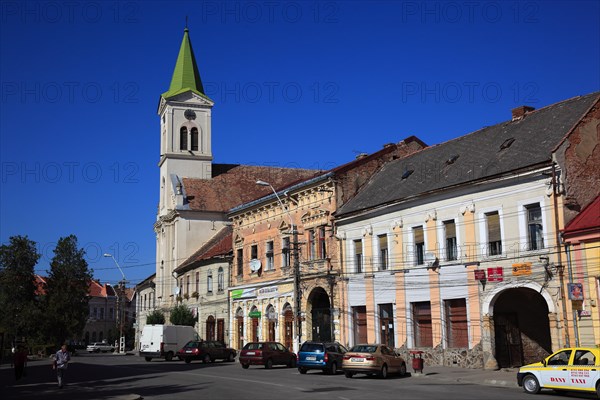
146, 310, 166, 325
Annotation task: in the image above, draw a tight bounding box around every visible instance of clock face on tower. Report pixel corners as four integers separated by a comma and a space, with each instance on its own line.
184, 109, 196, 120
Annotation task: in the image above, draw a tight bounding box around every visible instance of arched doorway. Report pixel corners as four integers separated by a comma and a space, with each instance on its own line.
250, 306, 260, 342
493, 287, 552, 367
283, 303, 293, 350
308, 287, 331, 342
206, 315, 215, 341
266, 304, 277, 342
236, 308, 244, 350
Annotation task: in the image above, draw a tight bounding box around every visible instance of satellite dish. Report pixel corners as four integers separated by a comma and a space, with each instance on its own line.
173, 286, 180, 295
249, 259, 262, 272
424, 252, 439, 271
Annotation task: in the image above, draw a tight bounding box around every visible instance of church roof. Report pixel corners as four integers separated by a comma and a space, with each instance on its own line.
182, 164, 320, 212
162, 28, 208, 100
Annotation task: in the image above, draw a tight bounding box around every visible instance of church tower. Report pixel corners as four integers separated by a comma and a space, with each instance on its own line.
157, 27, 214, 217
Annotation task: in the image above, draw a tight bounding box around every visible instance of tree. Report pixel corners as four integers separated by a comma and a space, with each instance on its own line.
0, 236, 41, 341
169, 304, 196, 326
43, 235, 93, 347
146, 310, 165, 325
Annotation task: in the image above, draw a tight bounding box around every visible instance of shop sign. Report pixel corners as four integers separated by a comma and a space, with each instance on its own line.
248, 311, 262, 318
231, 288, 256, 300
487, 267, 503, 282
258, 286, 278, 298
512, 262, 532, 276
474, 269, 486, 281
568, 283, 584, 300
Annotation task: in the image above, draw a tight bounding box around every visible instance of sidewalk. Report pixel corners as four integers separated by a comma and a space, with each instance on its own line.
412, 365, 519, 388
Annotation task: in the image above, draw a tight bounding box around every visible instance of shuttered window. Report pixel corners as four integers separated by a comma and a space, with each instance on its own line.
486, 212, 502, 256
412, 302, 433, 347
445, 299, 468, 348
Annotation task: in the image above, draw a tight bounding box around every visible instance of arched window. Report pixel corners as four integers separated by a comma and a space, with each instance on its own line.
191, 127, 199, 151
217, 267, 224, 292
99, 331, 103, 342
207, 270, 213, 293
180, 127, 188, 150
92, 332, 97, 342
206, 315, 215, 341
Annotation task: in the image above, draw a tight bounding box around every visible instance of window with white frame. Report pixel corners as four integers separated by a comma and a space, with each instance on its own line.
443, 220, 457, 261
266, 240, 274, 270
413, 226, 425, 265
318, 226, 327, 259
218, 267, 224, 291
308, 229, 317, 260
207, 270, 213, 293
525, 203, 544, 250
281, 237, 290, 268
485, 211, 502, 256
378, 234, 388, 270
354, 239, 363, 273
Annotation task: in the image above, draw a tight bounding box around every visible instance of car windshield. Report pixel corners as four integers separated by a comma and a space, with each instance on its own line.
243, 343, 263, 350
300, 343, 324, 352
350, 345, 377, 353
183, 341, 200, 349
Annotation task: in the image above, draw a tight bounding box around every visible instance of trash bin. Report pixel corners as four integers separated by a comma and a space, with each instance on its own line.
410, 350, 424, 373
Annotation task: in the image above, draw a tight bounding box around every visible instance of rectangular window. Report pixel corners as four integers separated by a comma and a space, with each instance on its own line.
412, 302, 432, 347
319, 226, 327, 259
308, 230, 317, 260
354, 240, 363, 273
526, 203, 544, 250
281, 237, 290, 268
413, 226, 425, 265
486, 211, 502, 256
100, 308, 105, 320
195, 272, 200, 293
378, 234, 388, 270
251, 245, 258, 260
444, 220, 457, 261
109, 308, 114, 320
186, 275, 190, 295
236, 249, 243, 276
93, 307, 97, 319
207, 273, 213, 293
353, 306, 367, 344
445, 299, 468, 348
266, 241, 274, 270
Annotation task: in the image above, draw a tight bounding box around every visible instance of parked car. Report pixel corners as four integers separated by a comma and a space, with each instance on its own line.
239, 342, 296, 369
177, 340, 237, 364
517, 347, 600, 397
297, 341, 347, 375
342, 344, 407, 379
86, 342, 115, 353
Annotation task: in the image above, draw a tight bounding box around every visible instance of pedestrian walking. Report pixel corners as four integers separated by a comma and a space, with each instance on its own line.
13, 345, 28, 381
53, 344, 71, 388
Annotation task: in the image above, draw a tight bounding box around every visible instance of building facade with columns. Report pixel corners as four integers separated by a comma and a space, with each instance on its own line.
334, 92, 600, 369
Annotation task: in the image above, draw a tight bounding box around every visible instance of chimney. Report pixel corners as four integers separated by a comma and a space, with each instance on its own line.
511, 105, 535, 121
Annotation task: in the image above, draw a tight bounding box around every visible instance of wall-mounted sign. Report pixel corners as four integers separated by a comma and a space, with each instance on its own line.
248, 311, 262, 318
512, 262, 532, 276
231, 288, 256, 300
487, 267, 503, 282
568, 283, 584, 300
258, 286, 278, 298
474, 269, 486, 281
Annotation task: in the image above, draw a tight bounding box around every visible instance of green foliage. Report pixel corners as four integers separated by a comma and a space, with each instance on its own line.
146, 310, 166, 325
44, 235, 93, 347
0, 236, 42, 339
169, 304, 196, 327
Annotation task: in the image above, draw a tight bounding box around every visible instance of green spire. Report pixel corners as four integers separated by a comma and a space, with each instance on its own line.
162, 28, 207, 99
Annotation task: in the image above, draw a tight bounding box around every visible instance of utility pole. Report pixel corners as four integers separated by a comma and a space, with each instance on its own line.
104, 253, 127, 354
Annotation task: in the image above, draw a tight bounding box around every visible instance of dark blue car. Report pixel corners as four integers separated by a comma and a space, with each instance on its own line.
297, 341, 348, 375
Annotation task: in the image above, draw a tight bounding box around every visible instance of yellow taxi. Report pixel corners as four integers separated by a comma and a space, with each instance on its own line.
517, 347, 600, 397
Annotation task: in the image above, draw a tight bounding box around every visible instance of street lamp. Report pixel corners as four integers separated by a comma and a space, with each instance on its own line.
256, 180, 302, 353
104, 253, 127, 354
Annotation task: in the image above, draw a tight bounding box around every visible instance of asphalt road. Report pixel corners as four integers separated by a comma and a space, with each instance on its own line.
1, 353, 588, 400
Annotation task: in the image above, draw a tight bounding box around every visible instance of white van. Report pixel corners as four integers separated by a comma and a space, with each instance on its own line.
139, 324, 198, 361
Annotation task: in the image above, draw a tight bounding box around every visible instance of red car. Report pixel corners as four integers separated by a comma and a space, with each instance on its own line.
177, 340, 237, 364
239, 342, 296, 369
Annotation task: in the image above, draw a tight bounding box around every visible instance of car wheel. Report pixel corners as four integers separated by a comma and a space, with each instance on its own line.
298, 367, 307, 374
184, 357, 192, 364
165, 352, 174, 362
288, 357, 297, 368
380, 364, 388, 379
95, 349, 100, 353
522, 375, 541, 394
265, 359, 273, 369
595, 382, 600, 399
228, 352, 236, 362
399, 362, 407, 377
241, 363, 249, 369
203, 354, 211, 364
328, 362, 337, 375
145, 357, 152, 362
344, 371, 353, 378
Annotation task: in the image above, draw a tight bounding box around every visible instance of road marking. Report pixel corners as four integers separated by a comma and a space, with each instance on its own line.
179, 371, 286, 388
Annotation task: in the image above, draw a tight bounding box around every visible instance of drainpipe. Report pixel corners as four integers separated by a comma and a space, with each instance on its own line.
563, 242, 579, 346
552, 163, 570, 347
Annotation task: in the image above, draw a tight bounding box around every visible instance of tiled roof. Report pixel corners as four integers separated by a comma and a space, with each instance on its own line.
563, 196, 600, 237
176, 226, 233, 272
183, 165, 320, 212
337, 92, 600, 216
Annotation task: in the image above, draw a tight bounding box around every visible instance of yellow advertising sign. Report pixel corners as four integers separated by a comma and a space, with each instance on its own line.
512, 262, 532, 276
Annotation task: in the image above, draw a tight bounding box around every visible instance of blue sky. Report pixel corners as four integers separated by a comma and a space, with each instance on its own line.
1, 1, 599, 287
